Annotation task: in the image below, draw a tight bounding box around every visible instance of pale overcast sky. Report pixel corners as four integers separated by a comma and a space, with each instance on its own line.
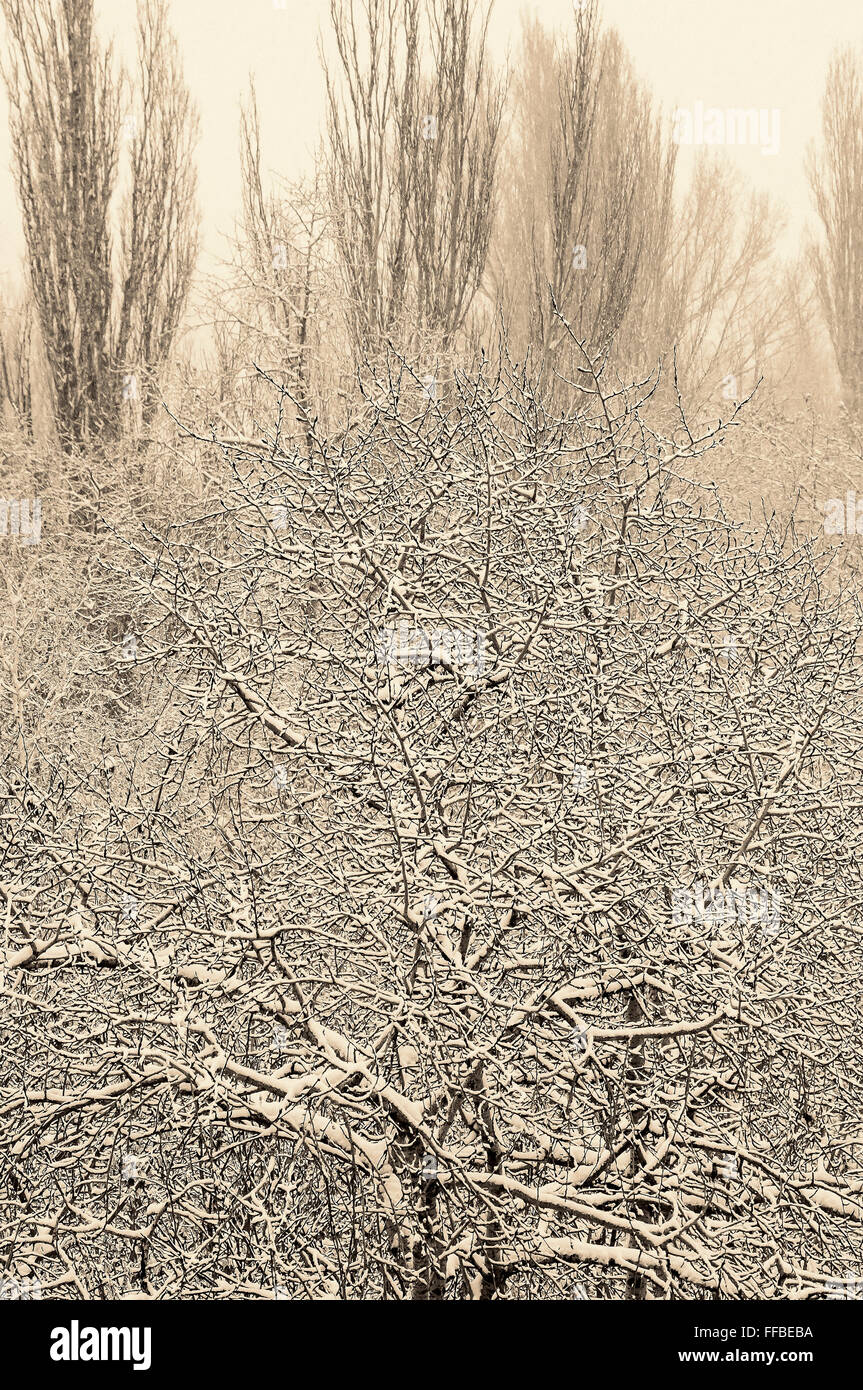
0, 0, 859, 286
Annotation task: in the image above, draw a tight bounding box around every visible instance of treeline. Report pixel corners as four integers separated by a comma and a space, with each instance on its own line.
0, 0, 862, 449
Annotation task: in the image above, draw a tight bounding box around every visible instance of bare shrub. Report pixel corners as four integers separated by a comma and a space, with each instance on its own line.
3, 344, 862, 1299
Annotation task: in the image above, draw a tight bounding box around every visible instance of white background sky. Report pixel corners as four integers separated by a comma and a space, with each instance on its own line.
0, 0, 860, 289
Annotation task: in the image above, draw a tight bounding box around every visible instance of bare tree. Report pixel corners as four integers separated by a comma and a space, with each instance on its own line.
324, 0, 417, 354
0, 293, 33, 433
807, 46, 863, 417
115, 0, 199, 430
194, 84, 334, 452
492, 6, 803, 416
325, 0, 503, 360
1, 0, 199, 447
656, 155, 798, 410
493, 4, 675, 369
230, 88, 328, 433
399, 0, 504, 347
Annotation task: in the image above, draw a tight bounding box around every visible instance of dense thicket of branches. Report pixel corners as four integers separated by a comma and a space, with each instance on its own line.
2, 349, 862, 1298
0, 0, 198, 445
